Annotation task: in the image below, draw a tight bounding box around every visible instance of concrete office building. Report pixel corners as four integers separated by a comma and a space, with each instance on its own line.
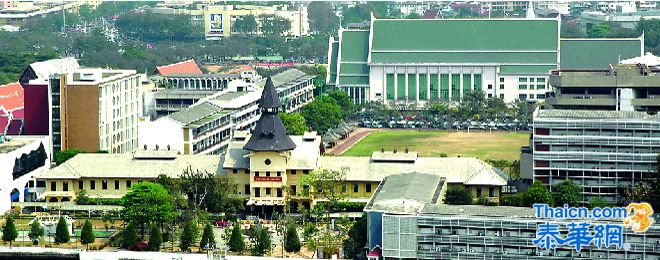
364, 172, 660, 259
527, 64, 660, 204
49, 68, 141, 154
327, 17, 643, 105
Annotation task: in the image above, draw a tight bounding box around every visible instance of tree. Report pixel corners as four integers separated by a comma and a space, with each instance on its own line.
121, 182, 176, 238
300, 96, 342, 133
300, 168, 348, 220
328, 89, 355, 117
561, 20, 585, 38
341, 4, 371, 25
259, 14, 291, 35
54, 216, 70, 244
54, 149, 83, 165
121, 222, 139, 249
148, 223, 162, 251
524, 181, 553, 207
589, 197, 614, 209
552, 180, 582, 207
284, 223, 301, 252
228, 221, 245, 252
199, 223, 215, 251
279, 112, 308, 135
80, 219, 95, 249
234, 15, 258, 35
308, 2, 339, 34
588, 23, 613, 38
179, 220, 197, 252
405, 13, 422, 19
2, 216, 18, 248
251, 226, 271, 256
444, 186, 474, 205
28, 219, 44, 244
342, 214, 367, 259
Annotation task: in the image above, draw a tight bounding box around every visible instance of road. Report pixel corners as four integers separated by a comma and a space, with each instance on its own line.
327, 128, 377, 155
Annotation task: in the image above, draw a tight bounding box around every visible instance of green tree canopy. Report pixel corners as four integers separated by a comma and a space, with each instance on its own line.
284, 223, 301, 252
342, 214, 367, 259
80, 219, 95, 249
308, 1, 339, 34
589, 197, 614, 209
2, 215, 18, 247
234, 14, 258, 35
552, 180, 582, 207
341, 4, 371, 25
300, 95, 342, 133
28, 219, 44, 243
54, 216, 70, 244
279, 112, 308, 135
524, 181, 553, 207
121, 182, 176, 237
228, 221, 245, 252
179, 220, 198, 252
251, 226, 272, 256
121, 222, 139, 249
444, 186, 474, 205
148, 223, 162, 251
259, 14, 291, 35
200, 222, 216, 251
54, 149, 84, 165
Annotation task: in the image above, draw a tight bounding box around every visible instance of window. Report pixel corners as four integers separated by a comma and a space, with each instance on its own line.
499, 84, 504, 90
489, 187, 495, 197
90, 180, 96, 190
519, 94, 527, 100
276, 171, 281, 177
303, 170, 309, 174
245, 184, 250, 195
232, 169, 238, 174
537, 77, 546, 83
291, 170, 296, 175
353, 183, 359, 193
500, 94, 504, 99
537, 84, 545, 90
277, 188, 282, 197
499, 77, 504, 83
78, 180, 84, 190
266, 171, 270, 177
529, 78, 535, 83
488, 93, 493, 98
102, 180, 108, 190
477, 187, 482, 197
254, 188, 261, 197
63, 181, 69, 192
255, 171, 260, 177
266, 188, 271, 195
50, 181, 57, 191
518, 78, 527, 83
538, 94, 546, 99
115, 180, 120, 190
487, 84, 493, 90
529, 94, 535, 99
126, 180, 131, 188
342, 184, 347, 193
518, 84, 527, 90
291, 185, 297, 195
303, 185, 309, 194
366, 183, 372, 193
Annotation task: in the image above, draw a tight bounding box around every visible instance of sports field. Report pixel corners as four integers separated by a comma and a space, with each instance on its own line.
341, 130, 529, 161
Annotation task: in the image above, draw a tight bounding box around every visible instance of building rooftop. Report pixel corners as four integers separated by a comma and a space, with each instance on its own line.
319, 155, 508, 185
255, 69, 314, 91
560, 38, 642, 69
221, 133, 321, 171
65, 68, 138, 85
244, 77, 296, 152
164, 73, 239, 79
537, 109, 660, 120
168, 102, 225, 126
365, 172, 445, 214
420, 204, 536, 218
20, 57, 80, 85
0, 82, 23, 100
37, 152, 220, 180
153, 59, 203, 76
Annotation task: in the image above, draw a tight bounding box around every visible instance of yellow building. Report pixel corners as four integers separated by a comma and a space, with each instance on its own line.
36, 150, 218, 202
203, 4, 309, 39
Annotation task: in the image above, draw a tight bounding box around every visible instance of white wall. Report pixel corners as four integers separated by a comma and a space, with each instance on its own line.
137, 117, 184, 153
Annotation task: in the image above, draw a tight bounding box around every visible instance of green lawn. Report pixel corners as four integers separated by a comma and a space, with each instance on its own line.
342, 130, 529, 161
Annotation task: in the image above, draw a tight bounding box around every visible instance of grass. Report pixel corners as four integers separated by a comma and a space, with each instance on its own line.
342, 129, 529, 161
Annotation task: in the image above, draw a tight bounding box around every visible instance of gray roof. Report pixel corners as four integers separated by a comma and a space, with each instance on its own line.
420, 204, 536, 218
365, 172, 445, 213
168, 102, 223, 125
318, 156, 508, 185
38, 153, 220, 180
244, 77, 296, 152
537, 109, 660, 120
256, 69, 314, 90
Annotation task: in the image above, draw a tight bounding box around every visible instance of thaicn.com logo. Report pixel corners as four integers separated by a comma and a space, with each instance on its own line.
532, 202, 654, 252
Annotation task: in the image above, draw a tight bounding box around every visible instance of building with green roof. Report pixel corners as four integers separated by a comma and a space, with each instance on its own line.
328, 17, 643, 105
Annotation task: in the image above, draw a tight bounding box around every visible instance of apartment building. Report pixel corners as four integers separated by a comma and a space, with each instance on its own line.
49, 68, 141, 154
203, 4, 309, 40
365, 174, 660, 259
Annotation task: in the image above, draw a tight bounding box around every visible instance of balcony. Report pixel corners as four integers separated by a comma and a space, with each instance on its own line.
631, 98, 660, 107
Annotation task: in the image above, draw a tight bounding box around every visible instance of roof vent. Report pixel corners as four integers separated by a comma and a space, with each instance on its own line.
143, 144, 147, 150
155, 144, 159, 150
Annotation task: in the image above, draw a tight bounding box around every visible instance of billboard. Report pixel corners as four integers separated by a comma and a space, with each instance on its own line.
209, 14, 223, 33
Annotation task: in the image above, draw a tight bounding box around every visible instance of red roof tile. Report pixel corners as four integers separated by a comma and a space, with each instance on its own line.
0, 94, 24, 112
0, 116, 9, 134
11, 108, 23, 119
154, 59, 203, 76
0, 82, 23, 100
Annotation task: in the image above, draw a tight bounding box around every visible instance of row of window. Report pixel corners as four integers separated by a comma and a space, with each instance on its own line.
385, 73, 482, 101
243, 183, 374, 196
231, 169, 311, 175
50, 180, 136, 192
476, 187, 497, 198
518, 94, 546, 100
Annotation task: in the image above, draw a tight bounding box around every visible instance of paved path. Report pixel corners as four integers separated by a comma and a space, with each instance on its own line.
327, 128, 378, 155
